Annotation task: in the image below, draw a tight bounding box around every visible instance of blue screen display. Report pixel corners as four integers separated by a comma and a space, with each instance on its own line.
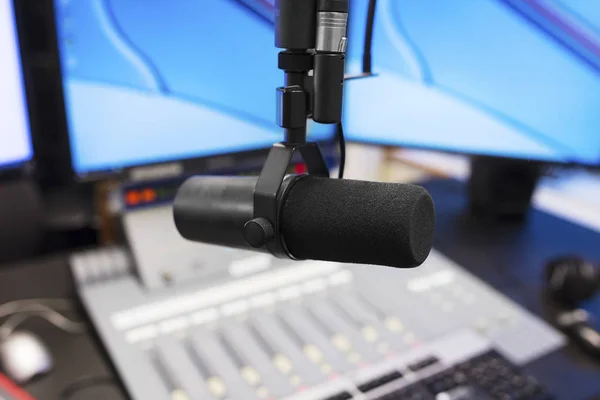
344, 0, 600, 165
54, 0, 333, 175
0, 1, 33, 170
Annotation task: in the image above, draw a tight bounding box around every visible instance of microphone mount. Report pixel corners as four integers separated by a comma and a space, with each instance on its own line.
243, 0, 348, 256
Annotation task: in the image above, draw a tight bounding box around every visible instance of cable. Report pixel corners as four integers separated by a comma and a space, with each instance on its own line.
0, 299, 74, 320
60, 375, 117, 400
337, 121, 346, 178
0, 304, 86, 340
362, 0, 378, 74
341, 0, 375, 178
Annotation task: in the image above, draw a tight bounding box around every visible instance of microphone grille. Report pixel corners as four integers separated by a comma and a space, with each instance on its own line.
281, 177, 435, 268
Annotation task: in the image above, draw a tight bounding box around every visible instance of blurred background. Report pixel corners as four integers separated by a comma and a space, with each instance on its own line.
0, 0, 599, 399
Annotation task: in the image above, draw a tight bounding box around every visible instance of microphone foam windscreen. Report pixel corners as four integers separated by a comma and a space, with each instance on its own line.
281, 176, 435, 268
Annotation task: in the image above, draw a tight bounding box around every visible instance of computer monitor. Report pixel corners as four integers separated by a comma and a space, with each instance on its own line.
53, 0, 335, 180
0, 1, 33, 172
344, 0, 600, 166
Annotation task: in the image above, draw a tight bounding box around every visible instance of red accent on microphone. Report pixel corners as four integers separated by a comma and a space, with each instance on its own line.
294, 163, 307, 174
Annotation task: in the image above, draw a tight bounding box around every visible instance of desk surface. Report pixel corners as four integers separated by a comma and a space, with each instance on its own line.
423, 178, 600, 400
0, 255, 126, 400
0, 178, 599, 400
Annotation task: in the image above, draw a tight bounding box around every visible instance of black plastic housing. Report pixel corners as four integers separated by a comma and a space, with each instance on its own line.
275, 0, 316, 49
318, 0, 349, 12
174, 176, 257, 251
313, 53, 345, 123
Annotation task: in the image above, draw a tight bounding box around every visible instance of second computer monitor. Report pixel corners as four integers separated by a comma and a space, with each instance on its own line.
344, 0, 600, 166
0, 1, 33, 171
53, 0, 334, 179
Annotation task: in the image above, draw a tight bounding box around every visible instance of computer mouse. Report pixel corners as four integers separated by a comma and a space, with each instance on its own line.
545, 255, 600, 306
0, 331, 53, 383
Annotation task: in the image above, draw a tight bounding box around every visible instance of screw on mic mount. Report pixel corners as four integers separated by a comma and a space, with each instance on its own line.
244, 218, 274, 248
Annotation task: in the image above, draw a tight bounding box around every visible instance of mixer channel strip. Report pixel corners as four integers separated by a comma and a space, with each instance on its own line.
219, 330, 277, 399
221, 320, 295, 398
329, 291, 403, 355
151, 336, 216, 400
189, 329, 260, 399
252, 310, 327, 387
278, 304, 353, 374
306, 298, 381, 364
353, 287, 437, 343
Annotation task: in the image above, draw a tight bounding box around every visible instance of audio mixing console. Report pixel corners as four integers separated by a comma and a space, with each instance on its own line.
70, 206, 564, 400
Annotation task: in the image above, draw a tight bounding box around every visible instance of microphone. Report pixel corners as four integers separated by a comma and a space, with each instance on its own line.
173, 175, 435, 268
173, 0, 436, 269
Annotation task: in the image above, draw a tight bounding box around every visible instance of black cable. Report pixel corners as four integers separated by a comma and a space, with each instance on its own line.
362, 0, 378, 74
337, 121, 346, 178
338, 0, 375, 178
60, 375, 117, 400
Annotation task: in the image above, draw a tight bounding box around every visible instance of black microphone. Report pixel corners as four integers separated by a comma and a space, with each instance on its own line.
173, 175, 435, 268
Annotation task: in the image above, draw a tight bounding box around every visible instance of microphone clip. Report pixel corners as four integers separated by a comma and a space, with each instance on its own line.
244, 141, 329, 257
242, 0, 346, 257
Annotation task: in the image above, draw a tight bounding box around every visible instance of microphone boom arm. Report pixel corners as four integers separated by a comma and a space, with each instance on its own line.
243, 0, 349, 255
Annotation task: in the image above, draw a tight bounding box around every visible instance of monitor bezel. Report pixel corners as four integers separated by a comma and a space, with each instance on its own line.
345, 136, 600, 170
73, 141, 339, 183
47, 0, 338, 183
0, 0, 35, 181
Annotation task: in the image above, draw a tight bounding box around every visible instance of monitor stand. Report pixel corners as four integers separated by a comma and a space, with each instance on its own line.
468, 156, 543, 221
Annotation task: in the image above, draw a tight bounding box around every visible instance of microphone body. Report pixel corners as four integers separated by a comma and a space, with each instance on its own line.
174, 175, 435, 268
174, 176, 256, 251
